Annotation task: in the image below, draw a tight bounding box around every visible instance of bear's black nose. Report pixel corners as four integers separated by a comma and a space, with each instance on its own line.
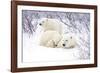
63, 44, 65, 46
39, 23, 42, 25
55, 45, 57, 46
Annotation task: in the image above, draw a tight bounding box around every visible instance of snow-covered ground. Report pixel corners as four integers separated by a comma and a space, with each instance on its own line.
22, 25, 89, 63
23, 34, 79, 63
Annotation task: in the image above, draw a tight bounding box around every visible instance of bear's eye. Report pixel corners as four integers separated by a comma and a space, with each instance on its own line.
66, 40, 68, 41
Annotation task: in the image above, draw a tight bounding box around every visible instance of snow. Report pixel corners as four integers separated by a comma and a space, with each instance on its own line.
23, 27, 80, 63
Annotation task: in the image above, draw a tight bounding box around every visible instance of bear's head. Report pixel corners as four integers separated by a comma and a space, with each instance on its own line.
39, 18, 51, 27
39, 18, 58, 31
57, 35, 76, 49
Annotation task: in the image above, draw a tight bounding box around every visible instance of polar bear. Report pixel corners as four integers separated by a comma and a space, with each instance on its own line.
57, 35, 76, 48
39, 30, 62, 48
39, 18, 63, 34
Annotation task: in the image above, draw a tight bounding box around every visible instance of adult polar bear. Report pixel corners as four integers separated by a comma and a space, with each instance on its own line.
39, 18, 63, 34
39, 18, 76, 48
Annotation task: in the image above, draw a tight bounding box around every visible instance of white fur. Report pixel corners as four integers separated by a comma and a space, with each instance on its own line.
39, 30, 62, 48
39, 18, 63, 34
57, 35, 76, 48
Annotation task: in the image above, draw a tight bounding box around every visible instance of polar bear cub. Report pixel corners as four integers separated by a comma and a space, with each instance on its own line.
57, 35, 76, 48
39, 30, 62, 48
39, 18, 63, 34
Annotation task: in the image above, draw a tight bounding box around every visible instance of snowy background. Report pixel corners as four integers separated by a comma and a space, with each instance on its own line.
22, 10, 90, 63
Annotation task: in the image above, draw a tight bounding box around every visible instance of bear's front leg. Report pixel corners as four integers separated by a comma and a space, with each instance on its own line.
46, 40, 55, 48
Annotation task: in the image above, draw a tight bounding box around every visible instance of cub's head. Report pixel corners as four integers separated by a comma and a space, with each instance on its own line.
57, 35, 76, 48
